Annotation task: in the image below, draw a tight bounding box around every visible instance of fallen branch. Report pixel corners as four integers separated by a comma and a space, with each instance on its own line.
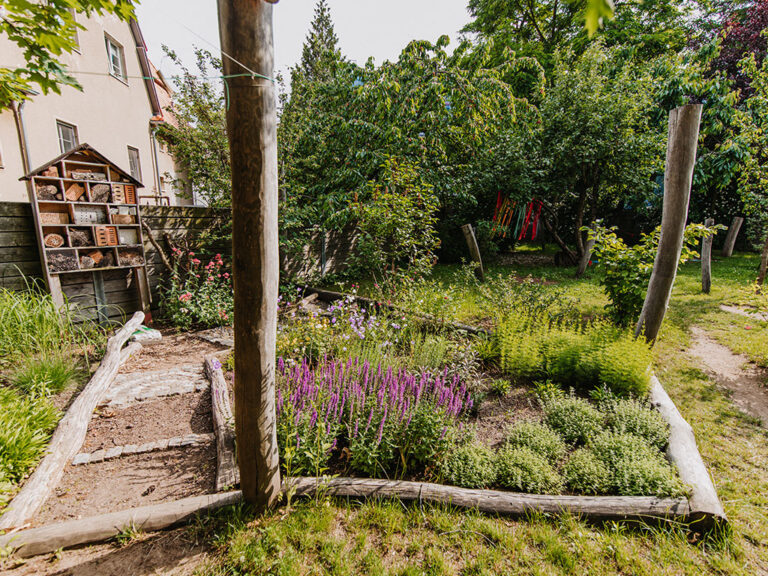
204, 356, 239, 490
141, 221, 173, 273
0, 312, 145, 530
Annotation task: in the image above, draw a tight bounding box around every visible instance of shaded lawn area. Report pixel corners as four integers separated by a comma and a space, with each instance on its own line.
198, 252, 767, 575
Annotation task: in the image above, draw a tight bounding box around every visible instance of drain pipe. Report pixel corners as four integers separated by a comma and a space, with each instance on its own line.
149, 121, 163, 204
11, 100, 32, 174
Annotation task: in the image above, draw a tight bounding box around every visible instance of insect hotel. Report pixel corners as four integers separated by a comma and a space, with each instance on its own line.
23, 144, 151, 323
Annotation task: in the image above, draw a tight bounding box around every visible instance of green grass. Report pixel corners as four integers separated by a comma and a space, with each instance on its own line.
198, 252, 768, 575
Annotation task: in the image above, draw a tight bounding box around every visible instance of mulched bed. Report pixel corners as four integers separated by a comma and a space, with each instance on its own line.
120, 331, 225, 374
83, 391, 213, 452
36, 444, 216, 526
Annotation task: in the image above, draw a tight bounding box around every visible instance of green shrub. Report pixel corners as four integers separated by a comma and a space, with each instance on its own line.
506, 420, 567, 462
11, 355, 79, 398
542, 330, 591, 387
597, 336, 653, 397
590, 431, 685, 497
495, 446, 563, 493
410, 333, 450, 371
497, 316, 543, 379
606, 399, 669, 450
543, 396, 603, 445
0, 387, 59, 483
439, 441, 496, 488
562, 448, 611, 495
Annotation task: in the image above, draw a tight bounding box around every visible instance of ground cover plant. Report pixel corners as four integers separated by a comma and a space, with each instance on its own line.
0, 285, 102, 511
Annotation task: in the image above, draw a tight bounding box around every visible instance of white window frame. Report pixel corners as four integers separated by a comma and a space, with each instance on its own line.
105, 34, 127, 81
56, 121, 79, 153
127, 146, 142, 181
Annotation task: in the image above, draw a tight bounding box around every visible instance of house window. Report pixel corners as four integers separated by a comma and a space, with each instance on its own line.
127, 146, 142, 181
105, 35, 126, 80
56, 121, 79, 153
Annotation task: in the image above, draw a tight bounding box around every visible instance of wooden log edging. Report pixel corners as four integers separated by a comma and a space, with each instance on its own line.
0, 312, 145, 530
205, 356, 239, 490
649, 375, 726, 529
0, 491, 242, 558
302, 286, 490, 336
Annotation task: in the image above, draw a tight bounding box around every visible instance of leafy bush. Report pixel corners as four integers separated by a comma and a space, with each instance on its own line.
590, 431, 685, 497
542, 330, 592, 387
11, 355, 78, 398
410, 333, 450, 371
587, 223, 718, 325
543, 396, 603, 445
439, 440, 496, 488
497, 315, 544, 379
506, 420, 567, 462
562, 448, 611, 495
160, 251, 233, 330
495, 446, 563, 493
597, 336, 653, 397
606, 399, 669, 450
0, 387, 59, 483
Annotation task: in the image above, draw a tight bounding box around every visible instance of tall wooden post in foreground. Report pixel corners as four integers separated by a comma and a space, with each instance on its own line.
721, 216, 744, 258
217, 0, 281, 509
636, 104, 702, 344
701, 217, 714, 294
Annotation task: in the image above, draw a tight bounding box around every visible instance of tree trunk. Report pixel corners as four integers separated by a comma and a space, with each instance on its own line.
721, 216, 744, 258
758, 232, 768, 287
576, 236, 595, 278
461, 224, 484, 281
701, 218, 714, 294
636, 104, 702, 344
541, 212, 577, 266
217, 0, 281, 510
574, 181, 588, 258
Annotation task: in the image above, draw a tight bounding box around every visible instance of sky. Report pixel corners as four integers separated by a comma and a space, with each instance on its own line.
135, 0, 472, 83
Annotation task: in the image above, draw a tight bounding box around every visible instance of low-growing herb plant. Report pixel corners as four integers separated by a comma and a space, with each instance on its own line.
495, 446, 563, 494
543, 395, 603, 445
506, 420, 567, 462
605, 398, 669, 450
562, 448, 611, 495
439, 438, 496, 489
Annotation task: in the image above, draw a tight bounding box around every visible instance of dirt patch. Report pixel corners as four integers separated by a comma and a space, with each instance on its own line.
472, 388, 541, 448
36, 444, 216, 525
1, 527, 210, 576
689, 326, 768, 425
720, 304, 768, 322
497, 252, 555, 268
83, 391, 212, 452
121, 331, 226, 373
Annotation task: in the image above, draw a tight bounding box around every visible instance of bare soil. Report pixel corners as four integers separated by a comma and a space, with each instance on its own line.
120, 331, 226, 373
36, 444, 216, 525
689, 326, 768, 425
1, 527, 210, 576
83, 391, 212, 452
472, 388, 541, 448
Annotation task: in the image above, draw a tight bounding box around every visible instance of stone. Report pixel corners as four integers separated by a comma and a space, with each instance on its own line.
89, 449, 106, 463
168, 437, 183, 448
154, 439, 170, 451
105, 446, 123, 460
122, 444, 138, 456
72, 453, 90, 466
137, 442, 154, 453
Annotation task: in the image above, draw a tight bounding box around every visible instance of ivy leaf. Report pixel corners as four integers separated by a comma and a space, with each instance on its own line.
584, 0, 615, 37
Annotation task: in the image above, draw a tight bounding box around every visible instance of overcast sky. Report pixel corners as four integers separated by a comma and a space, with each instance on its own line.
135, 0, 472, 82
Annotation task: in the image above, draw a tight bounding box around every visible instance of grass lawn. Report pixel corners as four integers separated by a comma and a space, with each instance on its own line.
195, 250, 768, 576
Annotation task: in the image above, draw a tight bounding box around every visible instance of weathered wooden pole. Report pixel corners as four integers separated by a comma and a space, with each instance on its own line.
701, 218, 714, 294
217, 0, 281, 510
636, 104, 702, 343
461, 224, 484, 281
757, 233, 768, 287
576, 235, 595, 278
721, 216, 744, 258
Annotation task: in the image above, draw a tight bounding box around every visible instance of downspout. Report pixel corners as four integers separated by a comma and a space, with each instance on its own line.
149, 121, 163, 204
11, 100, 32, 175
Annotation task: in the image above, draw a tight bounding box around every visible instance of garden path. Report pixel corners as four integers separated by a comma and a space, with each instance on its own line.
689, 326, 768, 426
32, 332, 228, 527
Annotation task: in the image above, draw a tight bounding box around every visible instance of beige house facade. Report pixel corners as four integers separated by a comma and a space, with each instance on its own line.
0, 12, 191, 206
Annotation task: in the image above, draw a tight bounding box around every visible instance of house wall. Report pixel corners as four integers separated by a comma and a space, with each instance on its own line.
0, 12, 187, 205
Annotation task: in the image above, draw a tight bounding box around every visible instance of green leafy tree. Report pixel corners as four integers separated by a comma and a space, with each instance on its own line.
293, 0, 342, 86
0, 0, 134, 108
156, 47, 230, 209
532, 44, 664, 264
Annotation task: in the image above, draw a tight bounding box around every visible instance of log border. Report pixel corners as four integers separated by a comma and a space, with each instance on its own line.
0, 312, 145, 530
205, 356, 239, 491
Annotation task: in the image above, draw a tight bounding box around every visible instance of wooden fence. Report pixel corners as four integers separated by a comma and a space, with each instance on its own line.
0, 202, 229, 322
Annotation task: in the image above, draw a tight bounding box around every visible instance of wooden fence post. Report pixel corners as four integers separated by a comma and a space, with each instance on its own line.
576, 236, 595, 278
701, 218, 714, 294
461, 224, 485, 281
636, 104, 702, 344
721, 216, 744, 258
217, 0, 281, 510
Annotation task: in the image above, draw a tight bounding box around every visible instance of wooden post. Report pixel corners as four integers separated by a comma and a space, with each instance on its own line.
217, 0, 282, 510
757, 232, 768, 287
92, 271, 109, 326
701, 218, 714, 294
461, 224, 484, 281
636, 104, 702, 343
721, 216, 744, 258
576, 237, 595, 278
